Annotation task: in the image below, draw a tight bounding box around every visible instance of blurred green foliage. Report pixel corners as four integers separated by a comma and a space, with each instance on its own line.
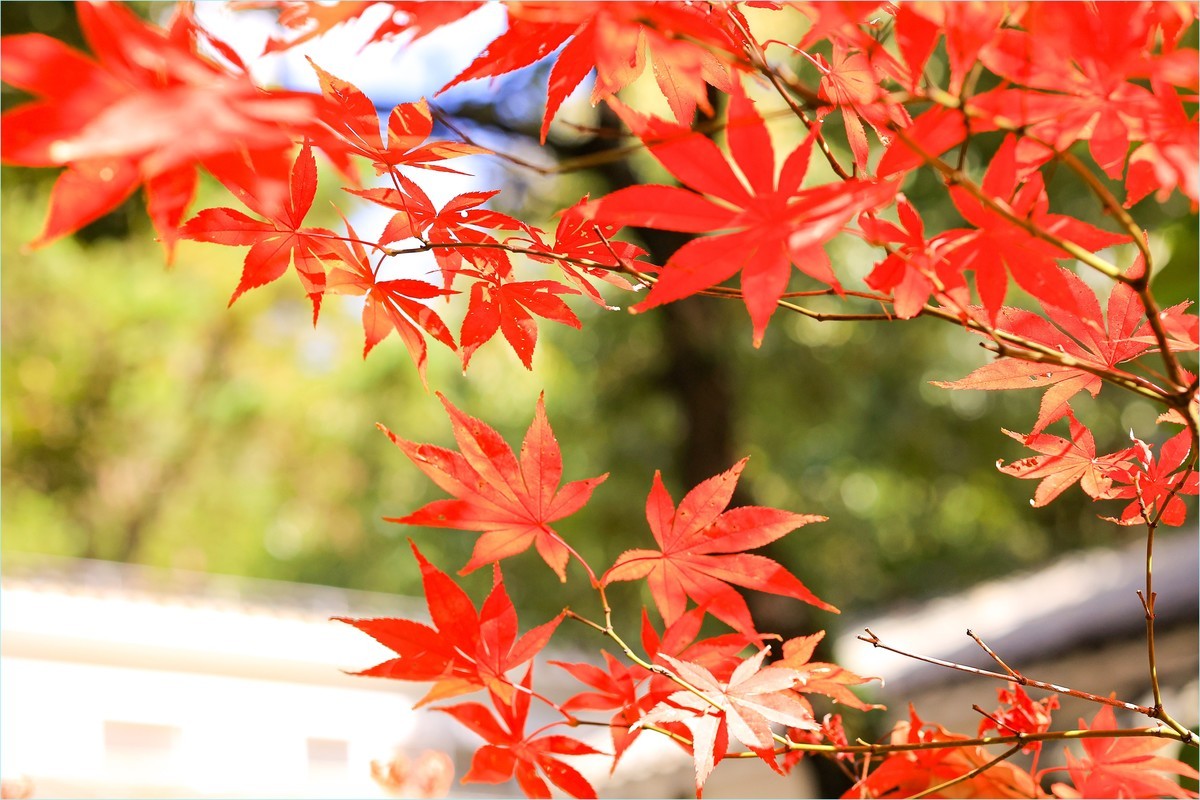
5, 163, 1195, 634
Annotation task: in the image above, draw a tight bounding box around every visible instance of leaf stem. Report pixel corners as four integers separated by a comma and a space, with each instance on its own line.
733, 16, 853, 180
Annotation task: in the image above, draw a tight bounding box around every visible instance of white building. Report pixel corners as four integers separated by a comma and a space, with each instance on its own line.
1, 557, 492, 798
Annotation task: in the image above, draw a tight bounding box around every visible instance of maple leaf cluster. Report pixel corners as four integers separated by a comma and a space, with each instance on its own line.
935, 260, 1198, 526
5, 1, 1194, 395
3, 1, 1198, 798
0, 2, 330, 253
341, 396, 853, 797
335, 396, 1198, 799
844, 692, 1199, 800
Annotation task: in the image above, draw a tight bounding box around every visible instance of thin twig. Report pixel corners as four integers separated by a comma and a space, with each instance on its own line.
909, 744, 1023, 800
368, 232, 1176, 405
647, 721, 1189, 756
1135, 495, 1197, 744
967, 630, 1020, 679
367, 231, 1177, 409
591, 224, 655, 286
731, 14, 853, 180
973, 705, 1022, 735
858, 628, 1153, 716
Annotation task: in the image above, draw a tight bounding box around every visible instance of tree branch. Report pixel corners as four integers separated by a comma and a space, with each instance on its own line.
857, 628, 1157, 718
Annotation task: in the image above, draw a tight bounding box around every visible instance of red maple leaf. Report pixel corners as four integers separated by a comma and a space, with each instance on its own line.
551, 650, 653, 766
859, 196, 969, 319
306, 59, 485, 175
776, 630, 882, 712
350, 173, 526, 284
511, 196, 641, 306
975, 4, 1197, 181
1126, 83, 1200, 209
1105, 429, 1199, 527
894, 2, 1009, 95
1045, 704, 1200, 799
934, 267, 1159, 433
877, 104, 970, 181
448, 201, 590, 371
641, 648, 818, 792
459, 272, 581, 370
978, 683, 1059, 755
997, 410, 1138, 508
793, 2, 897, 53
383, 394, 607, 581
641, 606, 756, 686
938, 135, 1129, 322
589, 88, 897, 344
322, 221, 456, 377
337, 543, 562, 707
441, 2, 748, 141
0, 2, 325, 252
804, 43, 910, 173
602, 457, 833, 634
180, 142, 333, 318
438, 668, 600, 799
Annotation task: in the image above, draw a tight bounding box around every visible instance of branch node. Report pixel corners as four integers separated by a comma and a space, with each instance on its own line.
973, 704, 1022, 736
1137, 589, 1155, 619
968, 629, 1021, 679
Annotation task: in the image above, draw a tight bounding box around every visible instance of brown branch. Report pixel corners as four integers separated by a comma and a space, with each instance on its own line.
979, 337, 1169, 402
1134, 285, 1191, 395
656, 721, 1189, 757
700, 281, 1170, 403
369, 235, 1176, 406
1057, 150, 1152, 266
967, 630, 1020, 679
1137, 489, 1197, 745
1142, 512, 1163, 711
858, 628, 1154, 717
